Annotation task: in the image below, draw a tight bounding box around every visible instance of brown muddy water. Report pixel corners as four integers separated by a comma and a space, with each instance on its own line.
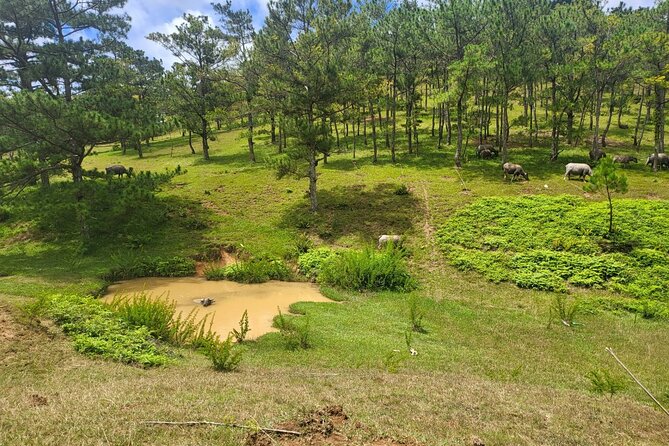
103, 278, 333, 339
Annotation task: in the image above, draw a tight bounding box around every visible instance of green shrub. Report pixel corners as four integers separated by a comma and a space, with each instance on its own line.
319, 245, 416, 292
103, 256, 196, 281
206, 334, 243, 372
547, 294, 581, 327
274, 307, 311, 350
206, 257, 291, 283
513, 271, 566, 293
394, 184, 410, 195
34, 294, 168, 367
588, 369, 626, 397
297, 247, 335, 279
408, 296, 427, 333
107, 293, 175, 341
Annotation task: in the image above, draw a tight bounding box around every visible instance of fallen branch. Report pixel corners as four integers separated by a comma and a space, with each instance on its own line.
606, 347, 669, 417
141, 420, 301, 436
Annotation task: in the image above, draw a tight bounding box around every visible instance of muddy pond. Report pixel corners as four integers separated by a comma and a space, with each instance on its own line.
103, 278, 332, 339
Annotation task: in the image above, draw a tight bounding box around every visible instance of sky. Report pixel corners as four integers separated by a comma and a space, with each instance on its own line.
121, 0, 658, 69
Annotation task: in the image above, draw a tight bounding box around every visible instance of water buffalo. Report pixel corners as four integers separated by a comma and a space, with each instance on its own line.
378, 235, 402, 249
476, 144, 498, 158
591, 149, 606, 161
613, 155, 638, 167
105, 164, 130, 178
646, 153, 669, 169
564, 163, 592, 181
503, 162, 529, 182
479, 148, 494, 159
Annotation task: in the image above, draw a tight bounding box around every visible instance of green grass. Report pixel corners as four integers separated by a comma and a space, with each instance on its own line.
1, 101, 669, 444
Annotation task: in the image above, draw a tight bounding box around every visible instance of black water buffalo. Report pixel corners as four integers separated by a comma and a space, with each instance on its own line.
503, 162, 529, 182
613, 155, 638, 167
105, 164, 130, 178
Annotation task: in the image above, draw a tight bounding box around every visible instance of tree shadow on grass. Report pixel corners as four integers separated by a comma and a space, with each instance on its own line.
280, 183, 421, 244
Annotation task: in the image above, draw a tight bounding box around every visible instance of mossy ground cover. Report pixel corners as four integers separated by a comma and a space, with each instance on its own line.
1, 103, 669, 444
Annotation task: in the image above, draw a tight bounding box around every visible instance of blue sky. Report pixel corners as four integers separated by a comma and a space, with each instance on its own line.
122, 0, 658, 68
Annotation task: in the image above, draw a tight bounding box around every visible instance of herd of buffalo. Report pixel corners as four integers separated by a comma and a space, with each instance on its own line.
474, 144, 668, 183
102, 144, 667, 184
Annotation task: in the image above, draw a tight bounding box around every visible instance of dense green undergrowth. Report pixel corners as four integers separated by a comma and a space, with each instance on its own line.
298, 245, 416, 292
437, 195, 669, 318
103, 256, 196, 281
31, 294, 169, 367
31, 292, 243, 370
204, 257, 292, 283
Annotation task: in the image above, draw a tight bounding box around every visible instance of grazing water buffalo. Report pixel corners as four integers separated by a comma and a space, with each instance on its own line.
613, 155, 638, 167
503, 162, 529, 182
646, 153, 669, 169
476, 144, 498, 158
479, 148, 494, 159
105, 164, 130, 178
590, 149, 606, 161
564, 163, 592, 181
378, 235, 402, 249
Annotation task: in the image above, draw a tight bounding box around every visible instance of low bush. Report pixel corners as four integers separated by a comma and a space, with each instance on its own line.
33, 294, 168, 367
103, 256, 196, 281
587, 369, 626, 397
205, 257, 291, 283
547, 294, 581, 327
205, 334, 243, 372
318, 245, 416, 292
274, 307, 311, 350
297, 247, 336, 279
107, 293, 174, 341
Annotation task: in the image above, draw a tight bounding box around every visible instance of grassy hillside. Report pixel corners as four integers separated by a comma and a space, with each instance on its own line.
1, 110, 669, 445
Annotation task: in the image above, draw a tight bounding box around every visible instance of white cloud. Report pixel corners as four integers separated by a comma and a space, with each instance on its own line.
121, 0, 269, 69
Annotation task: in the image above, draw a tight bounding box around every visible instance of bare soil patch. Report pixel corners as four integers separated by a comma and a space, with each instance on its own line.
246, 405, 418, 446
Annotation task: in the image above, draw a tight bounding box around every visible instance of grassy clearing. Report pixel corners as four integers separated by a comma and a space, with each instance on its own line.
1, 103, 669, 444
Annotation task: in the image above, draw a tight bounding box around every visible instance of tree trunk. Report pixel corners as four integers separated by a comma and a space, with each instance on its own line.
455, 94, 464, 168
550, 77, 559, 160
601, 83, 616, 148
590, 88, 603, 161
70, 153, 83, 182
247, 109, 255, 162
201, 118, 210, 160
270, 113, 276, 144
633, 87, 645, 147
188, 131, 195, 154
370, 101, 378, 163
639, 91, 651, 147
431, 106, 436, 137
308, 151, 318, 212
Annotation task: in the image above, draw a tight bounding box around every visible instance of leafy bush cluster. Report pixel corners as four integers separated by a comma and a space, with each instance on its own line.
437, 196, 669, 314
297, 247, 336, 279
103, 256, 196, 281
204, 257, 291, 283
317, 245, 416, 292
32, 294, 168, 367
